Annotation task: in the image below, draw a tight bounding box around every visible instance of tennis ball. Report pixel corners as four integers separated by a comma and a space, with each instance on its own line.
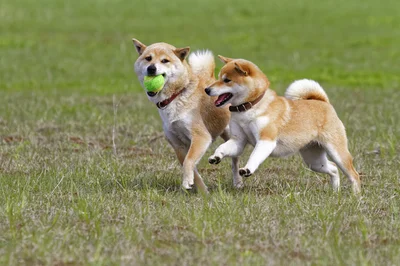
143, 75, 165, 92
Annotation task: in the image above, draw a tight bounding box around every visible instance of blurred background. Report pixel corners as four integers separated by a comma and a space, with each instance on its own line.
1, 0, 399, 95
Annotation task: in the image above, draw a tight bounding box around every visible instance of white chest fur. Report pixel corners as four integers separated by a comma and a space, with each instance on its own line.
159, 100, 194, 146
231, 109, 269, 146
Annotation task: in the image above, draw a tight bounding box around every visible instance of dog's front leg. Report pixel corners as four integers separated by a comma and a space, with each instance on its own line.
209, 138, 246, 188
182, 132, 212, 190
208, 138, 246, 164
167, 132, 210, 193
239, 139, 277, 177
171, 146, 208, 193
209, 123, 246, 164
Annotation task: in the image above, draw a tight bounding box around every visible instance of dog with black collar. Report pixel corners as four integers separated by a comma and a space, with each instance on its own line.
206, 56, 361, 193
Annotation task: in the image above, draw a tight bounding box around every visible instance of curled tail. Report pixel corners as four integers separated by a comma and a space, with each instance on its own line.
285, 79, 329, 103
188, 50, 215, 79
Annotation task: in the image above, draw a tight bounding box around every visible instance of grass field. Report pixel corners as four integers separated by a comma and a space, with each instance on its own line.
1, 0, 399, 265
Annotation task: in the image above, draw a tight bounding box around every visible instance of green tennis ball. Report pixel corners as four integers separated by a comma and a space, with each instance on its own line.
143, 75, 165, 92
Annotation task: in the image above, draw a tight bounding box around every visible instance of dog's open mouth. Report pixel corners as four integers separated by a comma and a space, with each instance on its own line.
215, 93, 233, 107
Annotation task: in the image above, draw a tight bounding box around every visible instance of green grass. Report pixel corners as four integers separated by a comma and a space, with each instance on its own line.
0, 0, 399, 265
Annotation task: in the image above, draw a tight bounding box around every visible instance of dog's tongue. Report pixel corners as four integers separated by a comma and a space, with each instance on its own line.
215, 93, 231, 106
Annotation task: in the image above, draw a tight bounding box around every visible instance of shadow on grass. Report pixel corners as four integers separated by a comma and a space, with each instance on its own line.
99, 163, 336, 197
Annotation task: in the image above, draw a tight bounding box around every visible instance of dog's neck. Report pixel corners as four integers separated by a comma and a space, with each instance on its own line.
229, 91, 265, 112
156, 88, 186, 109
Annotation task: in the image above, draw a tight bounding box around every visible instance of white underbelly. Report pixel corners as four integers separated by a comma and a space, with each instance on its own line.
270, 138, 302, 157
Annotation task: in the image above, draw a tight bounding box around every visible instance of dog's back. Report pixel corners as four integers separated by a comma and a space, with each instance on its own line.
278, 79, 343, 149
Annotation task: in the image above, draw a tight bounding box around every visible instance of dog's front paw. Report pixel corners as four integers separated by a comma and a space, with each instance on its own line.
208, 155, 221, 165
182, 180, 194, 190
239, 168, 252, 177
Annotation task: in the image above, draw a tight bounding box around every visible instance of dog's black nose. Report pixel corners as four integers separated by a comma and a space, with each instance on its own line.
147, 91, 157, 97
205, 88, 211, 95
147, 64, 157, 75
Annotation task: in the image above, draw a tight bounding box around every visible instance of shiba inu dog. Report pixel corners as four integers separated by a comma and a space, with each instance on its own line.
205, 56, 361, 193
132, 39, 240, 192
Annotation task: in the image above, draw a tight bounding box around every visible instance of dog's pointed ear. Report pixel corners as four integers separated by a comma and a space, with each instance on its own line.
132, 38, 147, 55
174, 47, 190, 61
234, 62, 248, 76
218, 55, 233, 64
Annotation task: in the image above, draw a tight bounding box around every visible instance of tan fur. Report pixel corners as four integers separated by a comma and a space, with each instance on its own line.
132, 39, 240, 191
207, 57, 361, 193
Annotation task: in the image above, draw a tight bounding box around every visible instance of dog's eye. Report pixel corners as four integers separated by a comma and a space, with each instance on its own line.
145, 56, 152, 62
223, 78, 231, 83
161, 59, 170, 64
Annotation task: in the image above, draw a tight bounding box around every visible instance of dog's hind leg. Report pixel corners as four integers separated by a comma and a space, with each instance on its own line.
220, 129, 242, 188
193, 168, 208, 193
324, 139, 361, 194
231, 157, 242, 188
300, 144, 340, 191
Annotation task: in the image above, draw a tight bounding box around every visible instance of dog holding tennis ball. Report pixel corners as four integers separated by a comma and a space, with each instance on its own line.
132, 39, 241, 192
143, 75, 165, 94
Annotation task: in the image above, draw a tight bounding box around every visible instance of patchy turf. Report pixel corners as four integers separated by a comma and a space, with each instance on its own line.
0, 0, 399, 265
